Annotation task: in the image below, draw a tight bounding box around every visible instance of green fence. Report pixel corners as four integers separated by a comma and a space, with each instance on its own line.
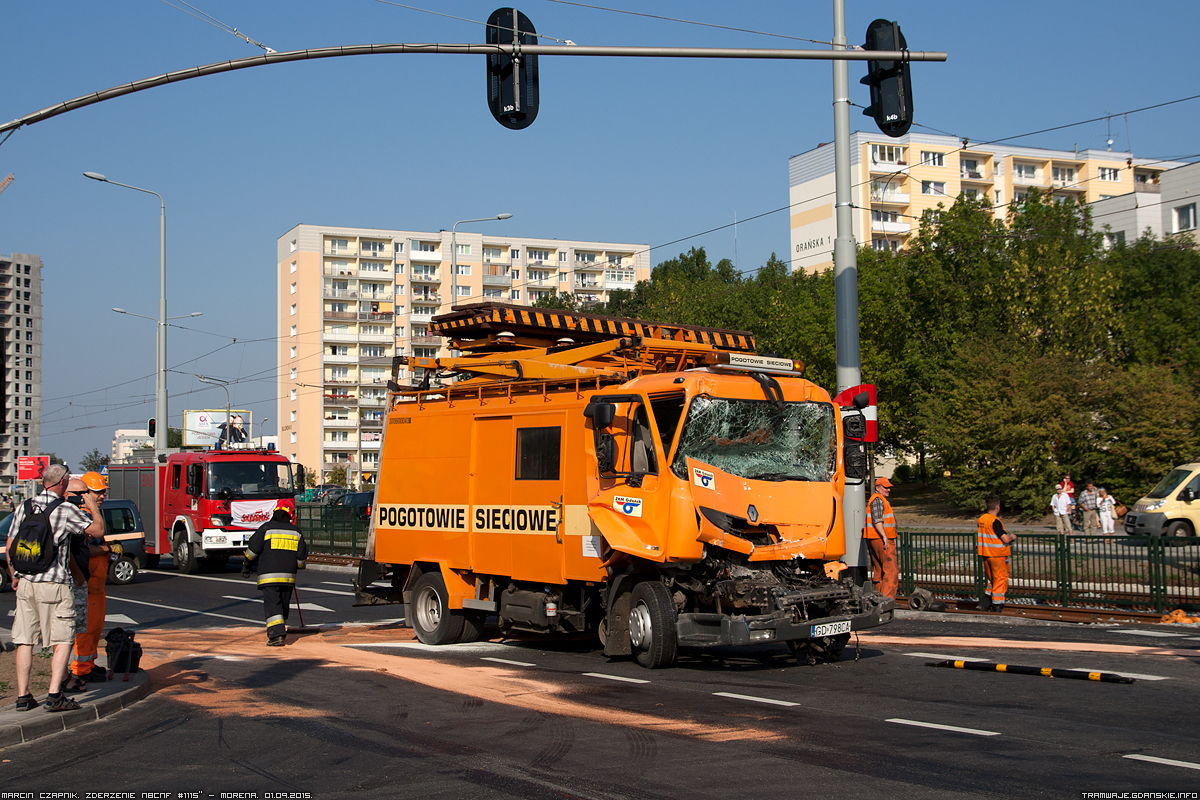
898, 530, 1200, 613
297, 502, 369, 557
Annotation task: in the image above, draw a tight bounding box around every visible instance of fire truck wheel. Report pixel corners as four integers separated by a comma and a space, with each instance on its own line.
108, 556, 138, 586
410, 572, 465, 645
629, 581, 678, 669
174, 533, 200, 575
457, 612, 486, 643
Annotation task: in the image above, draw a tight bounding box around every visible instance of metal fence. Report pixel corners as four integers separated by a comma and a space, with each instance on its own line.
899, 530, 1200, 613
297, 503, 369, 557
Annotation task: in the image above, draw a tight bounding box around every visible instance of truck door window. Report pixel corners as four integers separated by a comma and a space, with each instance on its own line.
591, 398, 659, 479
171, 465, 181, 491
515, 427, 561, 480
649, 392, 686, 459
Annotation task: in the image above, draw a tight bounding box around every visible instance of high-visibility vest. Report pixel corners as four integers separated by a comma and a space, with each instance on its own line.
864, 493, 896, 539
977, 513, 1010, 557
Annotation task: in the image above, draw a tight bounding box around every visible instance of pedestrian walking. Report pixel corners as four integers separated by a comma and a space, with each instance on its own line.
71, 471, 112, 682
1050, 484, 1074, 536
976, 496, 1016, 614
863, 476, 898, 599
1078, 481, 1101, 536
243, 505, 307, 646
1098, 488, 1120, 536
5, 464, 105, 712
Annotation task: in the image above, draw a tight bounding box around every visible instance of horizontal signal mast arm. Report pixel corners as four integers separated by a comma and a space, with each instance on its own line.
0, 44, 945, 134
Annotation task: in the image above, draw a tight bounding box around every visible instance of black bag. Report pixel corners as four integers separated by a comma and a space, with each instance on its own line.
105, 628, 142, 674
10, 497, 65, 575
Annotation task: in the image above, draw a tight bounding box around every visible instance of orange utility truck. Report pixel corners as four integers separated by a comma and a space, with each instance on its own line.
355, 303, 893, 667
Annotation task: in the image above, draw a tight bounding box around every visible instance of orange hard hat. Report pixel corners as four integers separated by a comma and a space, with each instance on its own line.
82, 471, 108, 492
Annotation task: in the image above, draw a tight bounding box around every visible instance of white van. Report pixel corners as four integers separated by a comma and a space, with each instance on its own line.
1124, 463, 1200, 539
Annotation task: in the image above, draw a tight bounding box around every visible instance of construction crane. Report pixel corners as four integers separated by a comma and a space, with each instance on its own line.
0, 173, 13, 196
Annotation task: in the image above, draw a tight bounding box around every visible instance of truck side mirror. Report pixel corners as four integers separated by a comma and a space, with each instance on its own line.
1183, 488, 1196, 503
584, 402, 616, 429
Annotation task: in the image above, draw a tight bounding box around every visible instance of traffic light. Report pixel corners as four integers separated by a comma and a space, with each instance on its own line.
147, 417, 156, 438
486, 7, 540, 130
860, 19, 913, 138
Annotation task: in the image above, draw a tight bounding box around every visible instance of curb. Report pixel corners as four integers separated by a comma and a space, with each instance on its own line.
0, 676, 153, 748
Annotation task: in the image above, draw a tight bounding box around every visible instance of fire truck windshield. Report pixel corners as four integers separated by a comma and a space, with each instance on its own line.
670, 396, 837, 483
207, 461, 295, 499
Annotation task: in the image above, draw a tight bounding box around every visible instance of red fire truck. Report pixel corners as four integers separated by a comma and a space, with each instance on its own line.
107, 447, 300, 573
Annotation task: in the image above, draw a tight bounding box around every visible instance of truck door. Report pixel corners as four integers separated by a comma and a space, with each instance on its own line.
470, 416, 514, 577
509, 412, 567, 585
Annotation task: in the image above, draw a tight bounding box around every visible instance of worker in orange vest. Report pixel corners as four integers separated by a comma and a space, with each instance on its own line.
72, 471, 112, 681
863, 476, 898, 599
976, 496, 1016, 613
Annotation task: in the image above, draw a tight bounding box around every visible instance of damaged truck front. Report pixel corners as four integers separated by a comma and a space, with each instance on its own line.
356, 303, 893, 668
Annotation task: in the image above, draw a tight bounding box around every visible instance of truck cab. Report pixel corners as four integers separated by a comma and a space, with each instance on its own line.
1125, 462, 1200, 540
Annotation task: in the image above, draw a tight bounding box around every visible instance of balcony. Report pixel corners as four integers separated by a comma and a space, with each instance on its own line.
323, 288, 359, 300
359, 417, 383, 428
574, 278, 602, 289
360, 439, 382, 450
359, 375, 389, 386
1013, 172, 1042, 186
324, 310, 357, 321
359, 397, 387, 407
323, 417, 356, 428
358, 312, 393, 322
358, 330, 392, 343
323, 393, 356, 403
410, 335, 440, 346
410, 309, 436, 322
410, 270, 441, 283
324, 247, 357, 258
870, 190, 910, 204
871, 220, 911, 234
869, 160, 908, 174
960, 169, 989, 182
574, 260, 603, 272
323, 264, 358, 278
409, 249, 441, 262
321, 460, 356, 470
325, 353, 357, 364
410, 292, 440, 303
324, 330, 357, 343
1052, 179, 1084, 191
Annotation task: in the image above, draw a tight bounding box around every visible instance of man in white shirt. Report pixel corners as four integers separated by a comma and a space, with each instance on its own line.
1050, 484, 1073, 535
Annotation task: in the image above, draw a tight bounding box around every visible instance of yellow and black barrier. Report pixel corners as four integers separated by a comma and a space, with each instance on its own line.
926, 660, 1135, 683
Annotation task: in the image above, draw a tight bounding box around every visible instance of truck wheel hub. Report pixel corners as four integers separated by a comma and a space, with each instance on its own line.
629, 602, 652, 649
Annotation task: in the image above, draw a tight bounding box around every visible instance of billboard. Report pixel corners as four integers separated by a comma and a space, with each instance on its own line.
17, 455, 51, 481
182, 409, 253, 448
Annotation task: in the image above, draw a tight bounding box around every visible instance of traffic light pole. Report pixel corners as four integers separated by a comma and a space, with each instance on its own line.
832, 0, 867, 579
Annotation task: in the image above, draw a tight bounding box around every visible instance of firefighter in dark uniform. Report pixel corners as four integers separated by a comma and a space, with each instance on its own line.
242, 505, 307, 646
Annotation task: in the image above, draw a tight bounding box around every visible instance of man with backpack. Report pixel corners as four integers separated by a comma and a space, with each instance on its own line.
5, 464, 105, 712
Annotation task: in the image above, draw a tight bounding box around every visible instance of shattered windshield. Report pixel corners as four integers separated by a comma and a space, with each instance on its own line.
207, 461, 295, 499
670, 396, 836, 482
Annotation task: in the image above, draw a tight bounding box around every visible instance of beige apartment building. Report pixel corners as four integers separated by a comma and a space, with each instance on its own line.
788, 132, 1185, 272
1, 253, 42, 495
276, 224, 650, 486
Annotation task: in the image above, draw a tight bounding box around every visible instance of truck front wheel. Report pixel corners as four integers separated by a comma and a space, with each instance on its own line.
629, 581, 678, 669
410, 572, 465, 645
174, 532, 200, 575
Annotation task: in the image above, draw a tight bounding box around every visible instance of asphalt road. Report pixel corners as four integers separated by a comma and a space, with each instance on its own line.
3, 562, 1200, 799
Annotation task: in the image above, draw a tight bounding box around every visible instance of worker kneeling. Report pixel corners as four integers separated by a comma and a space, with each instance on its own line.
242, 505, 307, 646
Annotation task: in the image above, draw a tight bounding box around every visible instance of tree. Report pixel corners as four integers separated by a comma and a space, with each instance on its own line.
167, 427, 183, 448
327, 465, 348, 487
80, 448, 109, 472
532, 292, 578, 312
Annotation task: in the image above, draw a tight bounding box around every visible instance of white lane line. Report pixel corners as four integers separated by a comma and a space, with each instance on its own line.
153, 571, 355, 596
1069, 668, 1170, 681
107, 596, 260, 624
584, 672, 650, 685
322, 581, 354, 588
221, 595, 333, 613
344, 641, 508, 654
1112, 629, 1188, 638
906, 652, 991, 662
1124, 754, 1200, 771
481, 657, 536, 667
105, 614, 139, 625
713, 691, 798, 707
887, 718, 1000, 736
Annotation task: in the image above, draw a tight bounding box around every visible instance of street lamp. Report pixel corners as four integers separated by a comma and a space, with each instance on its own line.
256, 417, 269, 447
450, 213, 513, 311
197, 375, 232, 447
86, 172, 169, 456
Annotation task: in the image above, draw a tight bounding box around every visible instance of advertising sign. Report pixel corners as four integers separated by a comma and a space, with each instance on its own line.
182, 409, 253, 448
17, 455, 50, 481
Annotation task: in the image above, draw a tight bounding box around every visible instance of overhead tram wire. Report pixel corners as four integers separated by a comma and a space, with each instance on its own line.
156, 0, 276, 52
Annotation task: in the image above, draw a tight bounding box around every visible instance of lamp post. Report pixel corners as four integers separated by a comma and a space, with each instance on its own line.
111, 307, 202, 442
257, 417, 269, 448
197, 375, 232, 447
450, 213, 513, 311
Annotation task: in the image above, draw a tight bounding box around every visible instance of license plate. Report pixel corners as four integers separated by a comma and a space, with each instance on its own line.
811, 620, 851, 638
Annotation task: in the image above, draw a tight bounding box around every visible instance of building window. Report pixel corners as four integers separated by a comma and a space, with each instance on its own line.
290, 432, 297, 443
511, 269, 520, 280
1013, 163, 1037, 182
290, 346, 297, 358
394, 241, 404, 253
290, 239, 297, 252
330, 366, 350, 379
329, 238, 349, 254
1052, 166, 1075, 184
870, 144, 905, 164
25, 332, 31, 341
362, 346, 386, 357
413, 346, 438, 359
1098, 167, 1121, 182
290, 389, 297, 401
920, 151, 944, 167
558, 252, 568, 263
483, 288, 504, 299
871, 210, 899, 223
1104, 231, 1126, 249
456, 286, 471, 297
455, 264, 471, 276
291, 410, 297, 422
290, 325, 297, 337
516, 427, 561, 480
290, 261, 297, 273
1175, 204, 1197, 232
994, 190, 1003, 205
456, 244, 471, 256
413, 242, 437, 252
290, 367, 297, 379
921, 181, 946, 196
331, 431, 349, 442
290, 304, 296, 316
529, 249, 551, 263
24, 411, 30, 420
511, 290, 521, 300
290, 282, 297, 295
484, 247, 506, 260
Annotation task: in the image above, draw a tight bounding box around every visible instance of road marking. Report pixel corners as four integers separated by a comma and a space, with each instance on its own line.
322, 581, 354, 587
107, 596, 259, 624
713, 692, 798, 707
186, 654, 245, 661
481, 657, 536, 667
906, 652, 990, 662
584, 672, 650, 684
344, 641, 508, 654
886, 718, 1000, 736
1124, 754, 1200, 771
1112, 629, 1188, 638
153, 571, 355, 596
1068, 667, 1170, 681
221, 595, 333, 612
105, 614, 138, 625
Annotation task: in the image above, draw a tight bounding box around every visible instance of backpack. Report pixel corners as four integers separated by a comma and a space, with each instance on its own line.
10, 497, 65, 575
105, 628, 142, 674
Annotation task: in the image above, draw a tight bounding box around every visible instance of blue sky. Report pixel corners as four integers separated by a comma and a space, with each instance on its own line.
2, 0, 1197, 468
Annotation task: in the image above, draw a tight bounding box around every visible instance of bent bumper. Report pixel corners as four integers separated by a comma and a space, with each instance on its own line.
675, 593, 895, 648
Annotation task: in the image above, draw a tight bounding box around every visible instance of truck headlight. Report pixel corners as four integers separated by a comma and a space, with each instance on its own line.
210, 515, 232, 527
1144, 500, 1165, 512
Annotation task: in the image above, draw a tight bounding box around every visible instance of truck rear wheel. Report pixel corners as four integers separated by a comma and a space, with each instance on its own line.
629, 581, 677, 669
174, 532, 200, 575
457, 613, 486, 643
410, 572, 465, 645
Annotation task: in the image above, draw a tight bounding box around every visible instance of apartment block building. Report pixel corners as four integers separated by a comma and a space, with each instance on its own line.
1089, 160, 1200, 248
0, 253, 42, 494
276, 224, 650, 486
111, 428, 152, 463
788, 132, 1185, 272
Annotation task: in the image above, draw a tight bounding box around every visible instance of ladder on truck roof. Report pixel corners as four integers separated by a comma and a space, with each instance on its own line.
390, 302, 761, 404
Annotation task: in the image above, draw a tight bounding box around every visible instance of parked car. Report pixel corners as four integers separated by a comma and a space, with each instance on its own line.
327, 491, 373, 521
312, 485, 348, 505
100, 498, 147, 584
1125, 463, 1200, 541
